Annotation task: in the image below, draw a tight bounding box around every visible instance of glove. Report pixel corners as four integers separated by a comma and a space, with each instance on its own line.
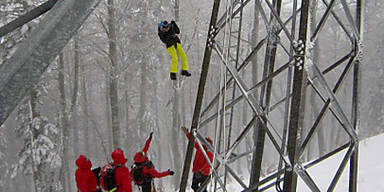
168, 169, 174, 175
181, 126, 189, 135
149, 132, 153, 140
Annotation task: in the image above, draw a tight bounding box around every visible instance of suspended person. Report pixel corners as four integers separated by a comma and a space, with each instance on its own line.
75, 155, 101, 192
99, 148, 132, 192
158, 20, 191, 80
131, 132, 174, 192
181, 126, 214, 192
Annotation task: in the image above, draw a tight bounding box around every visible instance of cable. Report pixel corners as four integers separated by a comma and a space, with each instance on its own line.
210, 0, 234, 191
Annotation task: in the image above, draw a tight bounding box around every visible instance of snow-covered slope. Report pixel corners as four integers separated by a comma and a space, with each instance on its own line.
207, 133, 384, 192
278, 133, 384, 192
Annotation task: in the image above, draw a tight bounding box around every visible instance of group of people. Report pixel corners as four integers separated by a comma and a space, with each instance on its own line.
75, 127, 214, 192
75, 132, 172, 192
75, 19, 210, 192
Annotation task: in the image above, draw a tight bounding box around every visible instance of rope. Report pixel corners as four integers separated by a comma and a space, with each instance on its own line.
210, 0, 234, 191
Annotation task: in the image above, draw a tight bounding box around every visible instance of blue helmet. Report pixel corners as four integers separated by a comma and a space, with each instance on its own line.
159, 20, 170, 29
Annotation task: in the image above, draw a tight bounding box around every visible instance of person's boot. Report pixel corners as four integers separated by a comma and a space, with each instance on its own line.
181, 70, 191, 77
170, 72, 177, 80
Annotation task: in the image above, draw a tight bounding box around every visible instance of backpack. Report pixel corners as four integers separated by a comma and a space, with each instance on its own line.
91, 167, 101, 186
100, 163, 122, 190
131, 161, 153, 185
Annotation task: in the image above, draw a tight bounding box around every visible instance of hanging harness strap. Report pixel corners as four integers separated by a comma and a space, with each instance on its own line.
109, 164, 122, 192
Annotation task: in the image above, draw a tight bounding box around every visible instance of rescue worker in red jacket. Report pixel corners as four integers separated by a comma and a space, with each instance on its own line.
111, 148, 133, 192
131, 132, 174, 192
75, 155, 100, 192
182, 126, 214, 192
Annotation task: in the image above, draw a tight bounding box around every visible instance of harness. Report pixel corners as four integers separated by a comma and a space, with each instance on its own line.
132, 161, 154, 185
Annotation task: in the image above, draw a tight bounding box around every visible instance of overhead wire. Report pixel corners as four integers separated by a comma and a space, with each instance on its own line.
210, 0, 234, 191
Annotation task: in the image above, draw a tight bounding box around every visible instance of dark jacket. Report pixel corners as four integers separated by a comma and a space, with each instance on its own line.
158, 21, 181, 48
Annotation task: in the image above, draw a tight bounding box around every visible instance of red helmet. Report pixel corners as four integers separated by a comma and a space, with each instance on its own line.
134, 151, 148, 163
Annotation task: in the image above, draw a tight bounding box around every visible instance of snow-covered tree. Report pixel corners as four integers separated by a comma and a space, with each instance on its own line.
0, 125, 8, 191
13, 88, 62, 192
0, 0, 29, 65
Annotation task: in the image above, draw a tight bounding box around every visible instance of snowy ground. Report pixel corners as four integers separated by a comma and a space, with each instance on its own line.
197, 133, 384, 192
295, 133, 384, 192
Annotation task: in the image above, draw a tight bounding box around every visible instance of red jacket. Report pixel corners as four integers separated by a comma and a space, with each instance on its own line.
142, 163, 171, 179
133, 138, 151, 163
75, 155, 98, 192
133, 138, 171, 179
111, 149, 132, 192
186, 133, 214, 176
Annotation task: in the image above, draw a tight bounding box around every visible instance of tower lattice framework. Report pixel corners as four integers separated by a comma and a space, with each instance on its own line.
0, 0, 363, 191
179, 0, 362, 191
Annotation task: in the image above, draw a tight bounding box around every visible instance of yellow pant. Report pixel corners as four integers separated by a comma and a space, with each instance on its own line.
167, 43, 189, 73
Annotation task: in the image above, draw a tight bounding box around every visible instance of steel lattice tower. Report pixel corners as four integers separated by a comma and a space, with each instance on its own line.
179, 0, 362, 192
0, 0, 363, 191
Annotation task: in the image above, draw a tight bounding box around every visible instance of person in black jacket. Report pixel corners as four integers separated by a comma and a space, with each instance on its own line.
158, 20, 191, 80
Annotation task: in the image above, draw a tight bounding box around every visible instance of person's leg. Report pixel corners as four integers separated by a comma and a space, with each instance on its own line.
141, 183, 152, 192
201, 175, 208, 192
167, 45, 179, 74
191, 174, 200, 192
175, 43, 189, 71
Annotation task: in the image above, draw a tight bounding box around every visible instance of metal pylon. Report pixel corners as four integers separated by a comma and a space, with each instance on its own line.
179, 0, 363, 192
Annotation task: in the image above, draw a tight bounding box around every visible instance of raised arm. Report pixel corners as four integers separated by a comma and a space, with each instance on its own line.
181, 126, 189, 136
142, 132, 153, 154
181, 126, 200, 150
171, 20, 180, 34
